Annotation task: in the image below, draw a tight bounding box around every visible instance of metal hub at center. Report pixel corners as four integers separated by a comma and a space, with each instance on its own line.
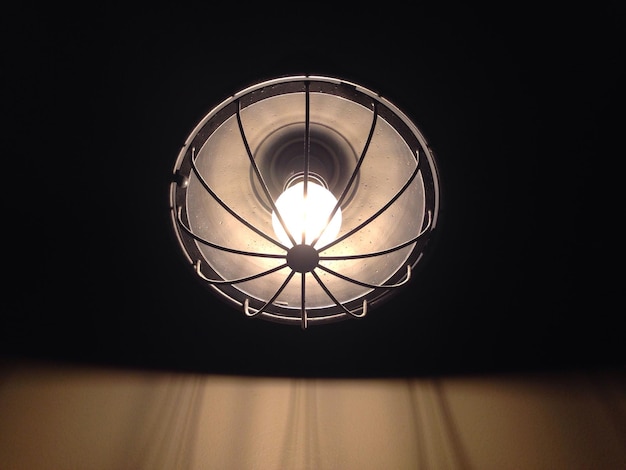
286, 244, 320, 273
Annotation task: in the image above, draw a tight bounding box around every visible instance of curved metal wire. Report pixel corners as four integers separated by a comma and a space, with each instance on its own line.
243, 270, 296, 318
319, 210, 432, 261
316, 148, 422, 253
176, 207, 286, 259
311, 270, 368, 318
195, 260, 288, 285
236, 99, 299, 248
310, 101, 378, 248
189, 146, 290, 252
316, 265, 412, 290
302, 81, 311, 247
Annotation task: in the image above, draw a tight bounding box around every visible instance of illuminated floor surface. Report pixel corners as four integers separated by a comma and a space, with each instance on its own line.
1, 359, 625, 470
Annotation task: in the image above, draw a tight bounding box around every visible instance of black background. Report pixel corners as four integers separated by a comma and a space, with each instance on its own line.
4, 5, 624, 378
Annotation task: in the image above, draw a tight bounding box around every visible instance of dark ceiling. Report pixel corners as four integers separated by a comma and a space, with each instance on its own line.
4, 6, 624, 378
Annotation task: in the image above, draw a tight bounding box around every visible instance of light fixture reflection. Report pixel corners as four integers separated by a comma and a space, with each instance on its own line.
169, 75, 441, 328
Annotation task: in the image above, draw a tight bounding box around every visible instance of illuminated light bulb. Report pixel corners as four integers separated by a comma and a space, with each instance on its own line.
272, 181, 342, 248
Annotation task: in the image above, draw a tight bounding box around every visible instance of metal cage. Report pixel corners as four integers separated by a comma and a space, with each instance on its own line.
169, 75, 441, 328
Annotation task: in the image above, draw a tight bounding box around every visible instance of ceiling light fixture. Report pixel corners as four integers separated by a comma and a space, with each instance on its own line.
169, 75, 441, 328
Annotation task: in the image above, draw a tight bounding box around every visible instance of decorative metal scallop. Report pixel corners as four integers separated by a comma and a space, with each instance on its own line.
169, 75, 441, 328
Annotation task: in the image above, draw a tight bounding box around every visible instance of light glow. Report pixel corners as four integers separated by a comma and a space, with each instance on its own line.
272, 182, 342, 248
